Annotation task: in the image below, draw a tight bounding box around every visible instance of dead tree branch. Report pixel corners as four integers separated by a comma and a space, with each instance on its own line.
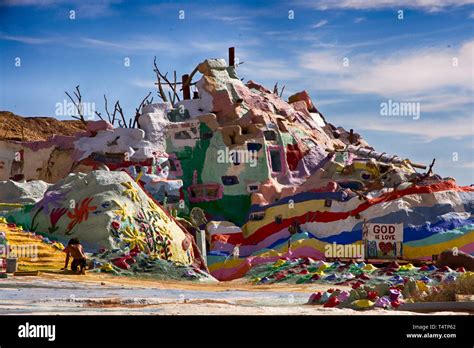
133, 91, 152, 128
65, 85, 85, 123
153, 56, 181, 104
279, 85, 285, 98
114, 101, 127, 128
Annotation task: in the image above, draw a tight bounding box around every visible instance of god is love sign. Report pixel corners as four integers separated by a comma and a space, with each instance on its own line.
365, 223, 403, 258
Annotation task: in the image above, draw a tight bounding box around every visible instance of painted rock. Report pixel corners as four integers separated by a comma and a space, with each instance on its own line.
443, 274, 457, 283
323, 296, 340, 308
367, 291, 378, 300
389, 289, 401, 301
321, 291, 332, 302
337, 290, 350, 302
352, 299, 375, 309
419, 276, 431, 283
438, 266, 453, 273
342, 273, 355, 279
100, 263, 114, 272
273, 259, 286, 268
308, 291, 322, 304
357, 262, 366, 268
357, 273, 371, 280
386, 261, 400, 270
362, 264, 377, 272
375, 296, 391, 308
389, 275, 404, 284
274, 273, 287, 281
416, 280, 429, 292
399, 263, 416, 271
390, 300, 401, 308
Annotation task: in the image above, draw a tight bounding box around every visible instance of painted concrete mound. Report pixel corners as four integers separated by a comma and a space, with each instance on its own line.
4, 171, 207, 275
0, 51, 473, 285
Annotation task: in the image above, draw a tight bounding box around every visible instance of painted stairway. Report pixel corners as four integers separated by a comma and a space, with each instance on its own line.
1, 222, 64, 272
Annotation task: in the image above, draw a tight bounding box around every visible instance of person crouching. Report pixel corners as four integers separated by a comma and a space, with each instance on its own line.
62, 238, 87, 274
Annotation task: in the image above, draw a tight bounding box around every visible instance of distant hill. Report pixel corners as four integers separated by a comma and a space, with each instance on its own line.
0, 111, 87, 142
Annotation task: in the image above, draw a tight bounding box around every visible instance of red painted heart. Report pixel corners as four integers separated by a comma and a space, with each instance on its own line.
379, 242, 393, 255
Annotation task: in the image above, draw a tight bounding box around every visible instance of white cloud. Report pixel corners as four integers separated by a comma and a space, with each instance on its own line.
299, 51, 347, 73
312, 20, 328, 28
341, 41, 473, 96
0, 33, 52, 44
298, 0, 474, 12
80, 36, 180, 53
333, 114, 474, 142
410, 94, 473, 113
300, 40, 474, 98
1, 0, 121, 18
131, 79, 156, 89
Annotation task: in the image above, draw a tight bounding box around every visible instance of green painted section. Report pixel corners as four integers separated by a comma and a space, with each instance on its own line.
166, 122, 212, 188
2, 205, 33, 229
201, 131, 270, 196
280, 132, 295, 147
165, 104, 301, 225
194, 194, 251, 226
166, 119, 273, 225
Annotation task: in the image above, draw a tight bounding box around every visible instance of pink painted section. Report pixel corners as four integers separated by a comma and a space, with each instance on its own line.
461, 242, 474, 255
212, 228, 291, 256
187, 183, 223, 203
167, 153, 183, 177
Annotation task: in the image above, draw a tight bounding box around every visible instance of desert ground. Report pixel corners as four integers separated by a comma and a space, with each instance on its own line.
0, 272, 469, 315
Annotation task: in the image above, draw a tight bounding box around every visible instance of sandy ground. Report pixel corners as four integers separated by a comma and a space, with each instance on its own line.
0, 272, 469, 315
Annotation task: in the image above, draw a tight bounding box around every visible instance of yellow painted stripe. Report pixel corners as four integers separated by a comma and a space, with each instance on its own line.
404, 231, 474, 259
243, 199, 330, 237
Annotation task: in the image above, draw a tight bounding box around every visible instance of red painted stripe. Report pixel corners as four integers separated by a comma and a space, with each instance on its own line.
216, 181, 472, 246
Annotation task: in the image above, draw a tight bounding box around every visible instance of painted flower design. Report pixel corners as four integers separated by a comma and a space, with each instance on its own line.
66, 197, 97, 234
37, 189, 71, 215
111, 221, 121, 230
122, 226, 147, 251
48, 207, 68, 234
112, 200, 129, 221
121, 181, 141, 203
148, 200, 169, 223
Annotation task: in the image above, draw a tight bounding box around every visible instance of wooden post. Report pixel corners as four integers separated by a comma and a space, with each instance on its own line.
182, 74, 191, 100
228, 47, 235, 66
349, 129, 354, 144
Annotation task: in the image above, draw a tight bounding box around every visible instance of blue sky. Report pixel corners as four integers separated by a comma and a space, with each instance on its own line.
0, 0, 473, 184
